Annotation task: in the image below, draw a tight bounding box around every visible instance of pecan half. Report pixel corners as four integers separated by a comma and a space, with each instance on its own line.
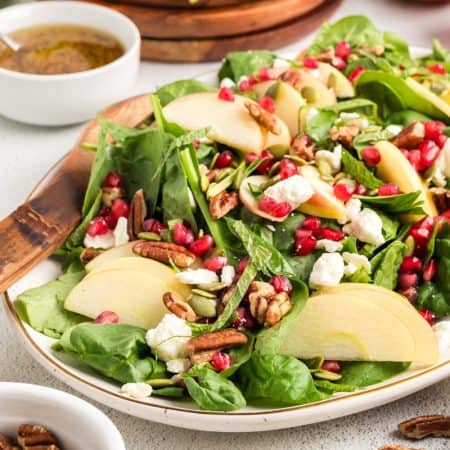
245, 101, 280, 135
128, 189, 147, 240
312, 47, 342, 67
18, 424, 60, 450
330, 124, 360, 148
133, 241, 195, 268
186, 329, 248, 356
430, 187, 450, 213
279, 68, 303, 90
102, 187, 125, 207
190, 350, 216, 364
378, 445, 423, 450
290, 135, 316, 161
163, 292, 197, 322
79, 248, 102, 265
0, 434, 19, 450
392, 122, 425, 149
398, 415, 450, 440
209, 191, 238, 219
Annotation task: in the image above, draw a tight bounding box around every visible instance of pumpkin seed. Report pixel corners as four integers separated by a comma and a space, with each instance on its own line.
301, 86, 319, 103
314, 369, 342, 381
430, 81, 447, 96
404, 235, 415, 257
189, 295, 217, 318
137, 232, 161, 241
191, 288, 217, 299
197, 282, 228, 291
303, 356, 324, 371
145, 378, 175, 387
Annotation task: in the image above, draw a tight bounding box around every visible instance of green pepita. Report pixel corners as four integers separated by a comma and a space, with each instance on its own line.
191, 288, 217, 299
314, 369, 342, 381
189, 295, 218, 318
301, 86, 319, 103
404, 235, 415, 257
197, 282, 228, 291
137, 232, 161, 241
145, 378, 175, 387
430, 81, 447, 96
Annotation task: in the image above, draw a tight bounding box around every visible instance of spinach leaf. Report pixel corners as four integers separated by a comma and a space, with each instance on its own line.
237, 352, 326, 405
387, 110, 431, 126
155, 79, 216, 106
221, 333, 255, 378
431, 39, 450, 63
305, 109, 337, 144
325, 98, 378, 118
370, 240, 405, 289
342, 235, 358, 253
435, 222, 450, 302
356, 191, 424, 214
346, 266, 371, 283
97, 116, 154, 142
314, 379, 358, 394
352, 129, 396, 154
273, 214, 305, 252
15, 268, 88, 339
338, 361, 410, 387
383, 31, 411, 64
218, 50, 276, 82
416, 283, 449, 318
377, 209, 400, 240
184, 365, 246, 411
341, 149, 383, 189
283, 254, 321, 283
59, 323, 166, 384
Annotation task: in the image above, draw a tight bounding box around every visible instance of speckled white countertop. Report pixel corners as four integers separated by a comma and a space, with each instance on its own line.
1, 0, 449, 448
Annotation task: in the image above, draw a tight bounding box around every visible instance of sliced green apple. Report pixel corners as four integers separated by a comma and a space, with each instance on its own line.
293, 69, 337, 108
297, 165, 346, 220
252, 80, 276, 98
316, 62, 355, 98
374, 141, 438, 221
85, 242, 139, 273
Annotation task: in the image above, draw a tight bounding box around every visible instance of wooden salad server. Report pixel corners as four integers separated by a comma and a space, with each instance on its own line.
0, 94, 153, 293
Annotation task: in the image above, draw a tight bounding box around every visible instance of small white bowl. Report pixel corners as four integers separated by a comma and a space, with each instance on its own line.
0, 382, 125, 450
0, 1, 140, 126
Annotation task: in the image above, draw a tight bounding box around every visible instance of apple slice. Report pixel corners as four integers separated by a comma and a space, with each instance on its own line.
264, 115, 291, 157
297, 165, 346, 220
293, 69, 337, 108
319, 283, 438, 365
280, 293, 417, 362
374, 141, 438, 222
315, 63, 355, 98
163, 92, 266, 154
252, 80, 276, 98
85, 242, 139, 273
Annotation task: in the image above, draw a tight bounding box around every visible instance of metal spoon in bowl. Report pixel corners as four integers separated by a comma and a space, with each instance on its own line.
0, 32, 20, 52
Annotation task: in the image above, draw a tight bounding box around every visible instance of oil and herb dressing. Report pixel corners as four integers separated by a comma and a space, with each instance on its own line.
0, 24, 124, 75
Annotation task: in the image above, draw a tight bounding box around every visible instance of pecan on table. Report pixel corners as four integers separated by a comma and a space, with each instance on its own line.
128, 188, 147, 240
79, 248, 102, 265
392, 122, 425, 149
17, 424, 60, 450
398, 415, 450, 440
133, 241, 195, 268
0, 433, 19, 450
244, 101, 280, 135
163, 292, 197, 322
330, 124, 360, 148
209, 191, 238, 219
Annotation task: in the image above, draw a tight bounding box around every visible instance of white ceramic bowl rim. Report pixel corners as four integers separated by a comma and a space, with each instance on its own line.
0, 1, 140, 81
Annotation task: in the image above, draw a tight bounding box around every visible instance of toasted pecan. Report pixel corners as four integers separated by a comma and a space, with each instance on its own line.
429, 187, 450, 213
392, 122, 425, 149
0, 434, 19, 450
279, 68, 303, 89
290, 135, 316, 161
244, 101, 280, 135
163, 292, 197, 322
133, 241, 195, 268
128, 189, 147, 240
186, 329, 248, 355
209, 191, 238, 219
398, 415, 450, 440
18, 424, 60, 450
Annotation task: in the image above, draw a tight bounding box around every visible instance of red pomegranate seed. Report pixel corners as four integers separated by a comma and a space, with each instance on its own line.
322, 360, 341, 373
419, 139, 440, 168
427, 63, 446, 75
218, 87, 235, 102
378, 183, 400, 196
189, 235, 214, 257
333, 57, 347, 71
203, 255, 228, 272
211, 351, 232, 372
245, 152, 259, 165
295, 236, 317, 256
258, 95, 276, 113
215, 151, 233, 169
424, 121, 445, 142
238, 79, 253, 92
397, 272, 419, 290
436, 134, 448, 149
295, 228, 314, 240
87, 217, 110, 237
333, 183, 354, 202
258, 66, 275, 81
398, 287, 418, 304
173, 221, 195, 246
231, 307, 255, 330
335, 41, 351, 60
143, 218, 167, 235
316, 227, 345, 241
99, 207, 116, 229
94, 311, 119, 324
400, 148, 410, 159
400, 256, 422, 273
354, 184, 367, 195
408, 149, 426, 172
111, 199, 130, 223
348, 66, 365, 83
258, 196, 292, 218
102, 171, 123, 188
237, 256, 250, 274
361, 146, 381, 167
416, 216, 436, 232
270, 275, 293, 294
441, 209, 450, 222
423, 259, 438, 282
279, 159, 298, 179
303, 57, 319, 69
193, 139, 200, 150
418, 309, 436, 325
410, 227, 431, 248
302, 216, 321, 231
256, 150, 275, 175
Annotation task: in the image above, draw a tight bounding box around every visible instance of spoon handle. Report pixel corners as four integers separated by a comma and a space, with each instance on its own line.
0, 32, 21, 52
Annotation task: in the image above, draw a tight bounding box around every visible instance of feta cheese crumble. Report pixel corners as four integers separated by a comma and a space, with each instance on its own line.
221, 265, 236, 286
176, 269, 219, 285
316, 239, 343, 253
315, 145, 343, 175
433, 320, 450, 359
220, 77, 236, 89
113, 217, 130, 247
433, 138, 450, 187
343, 252, 371, 276
264, 175, 314, 209
338, 198, 362, 225
309, 253, 345, 289
166, 358, 191, 374
343, 208, 385, 246
121, 382, 152, 399
83, 231, 114, 249
146, 314, 192, 362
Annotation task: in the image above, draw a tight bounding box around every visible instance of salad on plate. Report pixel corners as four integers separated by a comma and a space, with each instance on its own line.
14, 16, 450, 412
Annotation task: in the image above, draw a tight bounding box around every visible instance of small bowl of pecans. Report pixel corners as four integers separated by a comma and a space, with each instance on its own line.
0, 383, 125, 450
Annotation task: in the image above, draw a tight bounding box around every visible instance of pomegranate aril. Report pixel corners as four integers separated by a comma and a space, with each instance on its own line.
423, 259, 438, 282
102, 171, 123, 188
256, 149, 275, 175
408, 149, 426, 172
436, 134, 447, 149
258, 196, 291, 218
303, 56, 318, 69
173, 221, 195, 246
215, 151, 233, 169
203, 256, 228, 272
348, 66, 365, 83
143, 218, 167, 235
231, 307, 255, 330
99, 207, 116, 229
189, 235, 214, 257
218, 86, 235, 102
410, 227, 431, 248
322, 360, 341, 373
361, 146, 381, 166
111, 198, 130, 221
279, 159, 298, 179
419, 139, 440, 168
316, 227, 345, 241
335, 41, 351, 60
295, 228, 313, 240
399, 256, 422, 273
238, 79, 253, 92
333, 57, 347, 71
258, 66, 275, 81
193, 139, 200, 150
245, 152, 259, 165
354, 184, 367, 195
424, 121, 445, 142
258, 95, 276, 113
427, 63, 446, 75
398, 287, 418, 304
333, 183, 354, 202
211, 351, 232, 372
270, 275, 293, 294
302, 216, 321, 231
416, 216, 436, 232
441, 209, 450, 222
87, 217, 109, 237
237, 256, 250, 274
94, 311, 119, 324
397, 272, 419, 290
295, 236, 317, 256
418, 309, 435, 326
378, 183, 400, 196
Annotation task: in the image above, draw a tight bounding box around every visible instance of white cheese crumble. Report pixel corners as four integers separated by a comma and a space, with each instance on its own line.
146, 314, 192, 362
316, 239, 343, 253
433, 320, 450, 359
113, 217, 129, 247
221, 265, 236, 286
343, 208, 385, 246
166, 358, 191, 374
309, 252, 345, 289
433, 138, 450, 187
339, 112, 368, 130
273, 58, 290, 69
176, 269, 219, 285
83, 231, 114, 249
338, 198, 362, 225
343, 252, 371, 276
315, 145, 343, 175
340, 112, 360, 120
220, 77, 236, 89
264, 175, 314, 209
121, 383, 152, 399
385, 124, 403, 136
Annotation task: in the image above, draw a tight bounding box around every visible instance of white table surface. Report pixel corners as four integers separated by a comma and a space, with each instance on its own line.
1, 0, 449, 448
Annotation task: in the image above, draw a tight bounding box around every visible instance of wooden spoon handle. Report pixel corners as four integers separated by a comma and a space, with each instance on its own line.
0, 94, 153, 293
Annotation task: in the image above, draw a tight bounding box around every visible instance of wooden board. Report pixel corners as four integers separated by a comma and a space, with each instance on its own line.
108, 0, 253, 8
90, 0, 326, 39
140, 0, 342, 61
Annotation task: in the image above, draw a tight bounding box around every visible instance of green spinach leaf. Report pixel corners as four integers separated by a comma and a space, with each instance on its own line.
305, 109, 337, 144
370, 240, 405, 289
356, 191, 424, 214
218, 50, 276, 82
155, 79, 216, 106
416, 283, 449, 318
341, 149, 383, 189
